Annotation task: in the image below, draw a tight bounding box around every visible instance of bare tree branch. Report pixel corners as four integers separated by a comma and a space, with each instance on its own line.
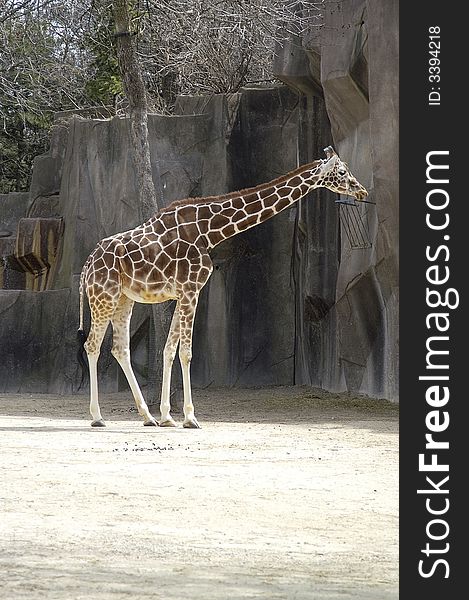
0, 0, 325, 192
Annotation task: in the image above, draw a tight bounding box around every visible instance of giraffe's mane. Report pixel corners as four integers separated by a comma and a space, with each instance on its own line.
157, 160, 322, 215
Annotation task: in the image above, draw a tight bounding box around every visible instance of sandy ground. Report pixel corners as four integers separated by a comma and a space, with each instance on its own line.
0, 386, 398, 600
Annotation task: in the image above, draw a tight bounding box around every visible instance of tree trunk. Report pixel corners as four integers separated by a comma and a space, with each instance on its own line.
112, 0, 179, 409
112, 0, 160, 220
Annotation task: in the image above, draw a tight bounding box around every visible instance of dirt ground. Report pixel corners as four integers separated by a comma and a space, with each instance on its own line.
0, 386, 398, 600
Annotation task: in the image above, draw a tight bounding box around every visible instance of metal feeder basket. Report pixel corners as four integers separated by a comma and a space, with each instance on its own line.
336, 197, 376, 249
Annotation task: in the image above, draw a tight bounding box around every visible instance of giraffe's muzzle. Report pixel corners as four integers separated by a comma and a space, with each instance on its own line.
350, 183, 368, 201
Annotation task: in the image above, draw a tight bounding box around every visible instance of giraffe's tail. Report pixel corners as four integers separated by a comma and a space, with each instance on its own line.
77, 263, 89, 390
76, 329, 88, 389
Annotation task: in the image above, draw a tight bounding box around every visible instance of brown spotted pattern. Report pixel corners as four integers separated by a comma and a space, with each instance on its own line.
78, 147, 368, 427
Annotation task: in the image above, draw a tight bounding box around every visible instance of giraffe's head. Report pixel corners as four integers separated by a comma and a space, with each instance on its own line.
318, 146, 368, 201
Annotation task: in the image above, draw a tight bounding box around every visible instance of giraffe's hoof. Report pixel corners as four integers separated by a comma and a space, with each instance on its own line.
91, 419, 106, 428
159, 418, 178, 428
143, 418, 158, 427
183, 418, 201, 429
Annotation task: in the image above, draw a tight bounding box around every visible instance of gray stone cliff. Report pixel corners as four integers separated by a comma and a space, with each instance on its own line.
0, 0, 398, 401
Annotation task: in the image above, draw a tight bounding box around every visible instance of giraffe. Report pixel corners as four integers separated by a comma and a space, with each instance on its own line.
78, 146, 368, 428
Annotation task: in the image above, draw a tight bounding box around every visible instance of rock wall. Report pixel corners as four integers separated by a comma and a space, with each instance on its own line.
274, 0, 399, 400
0, 0, 398, 401
0, 87, 337, 394
0, 192, 30, 289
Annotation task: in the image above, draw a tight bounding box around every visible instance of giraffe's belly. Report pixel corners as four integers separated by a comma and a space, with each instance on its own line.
123, 286, 177, 304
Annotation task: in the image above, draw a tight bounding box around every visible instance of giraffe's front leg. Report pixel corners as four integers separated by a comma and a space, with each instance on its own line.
111, 296, 157, 426
180, 358, 200, 429
159, 303, 180, 427
178, 295, 200, 429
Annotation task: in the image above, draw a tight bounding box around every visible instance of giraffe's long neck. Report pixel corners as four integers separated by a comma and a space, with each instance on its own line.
203, 162, 322, 248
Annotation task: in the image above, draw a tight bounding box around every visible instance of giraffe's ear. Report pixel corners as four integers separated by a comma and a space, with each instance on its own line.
323, 146, 337, 159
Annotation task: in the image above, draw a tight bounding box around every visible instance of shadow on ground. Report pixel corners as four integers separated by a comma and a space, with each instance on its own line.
0, 385, 398, 434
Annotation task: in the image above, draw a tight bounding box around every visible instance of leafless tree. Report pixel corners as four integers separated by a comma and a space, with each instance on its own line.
133, 0, 324, 111
0, 0, 325, 192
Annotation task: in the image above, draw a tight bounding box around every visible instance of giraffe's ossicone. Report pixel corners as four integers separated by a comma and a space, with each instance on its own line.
78, 146, 368, 428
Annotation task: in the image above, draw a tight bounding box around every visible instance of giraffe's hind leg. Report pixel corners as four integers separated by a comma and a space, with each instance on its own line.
85, 311, 111, 427
111, 294, 158, 426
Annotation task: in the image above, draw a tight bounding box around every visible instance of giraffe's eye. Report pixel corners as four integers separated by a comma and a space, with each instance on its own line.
338, 169, 346, 176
